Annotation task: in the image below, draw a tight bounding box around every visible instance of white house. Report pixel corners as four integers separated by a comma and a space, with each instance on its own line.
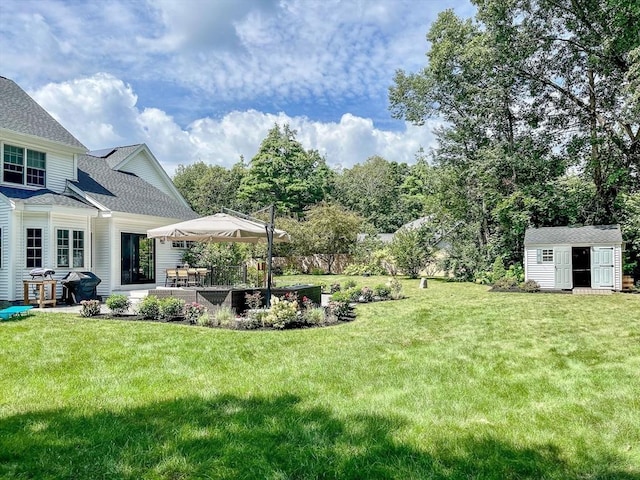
0, 76, 198, 302
523, 225, 623, 291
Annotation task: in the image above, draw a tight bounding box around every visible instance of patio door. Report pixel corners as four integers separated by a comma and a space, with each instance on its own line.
592, 247, 614, 289
554, 246, 572, 289
121, 233, 155, 285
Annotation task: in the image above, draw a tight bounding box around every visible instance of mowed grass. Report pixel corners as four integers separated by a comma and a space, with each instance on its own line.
1, 277, 639, 479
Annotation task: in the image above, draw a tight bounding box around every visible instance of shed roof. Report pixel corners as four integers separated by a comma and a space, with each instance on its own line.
0, 76, 86, 150
524, 225, 622, 246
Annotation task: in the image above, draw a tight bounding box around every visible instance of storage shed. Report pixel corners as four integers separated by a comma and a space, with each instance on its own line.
524, 225, 623, 291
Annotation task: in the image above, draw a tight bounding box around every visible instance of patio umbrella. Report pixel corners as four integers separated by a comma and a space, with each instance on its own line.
147, 211, 289, 305
146, 213, 290, 243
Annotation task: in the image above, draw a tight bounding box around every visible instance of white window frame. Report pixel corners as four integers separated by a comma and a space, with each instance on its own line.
26, 228, 43, 268
171, 240, 195, 249
56, 228, 85, 268
537, 248, 554, 263
2, 143, 46, 187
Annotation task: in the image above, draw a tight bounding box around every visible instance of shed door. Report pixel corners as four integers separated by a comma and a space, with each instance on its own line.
554, 247, 572, 289
592, 247, 614, 289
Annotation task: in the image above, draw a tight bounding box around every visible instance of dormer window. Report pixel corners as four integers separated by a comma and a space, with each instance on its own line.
2, 144, 46, 187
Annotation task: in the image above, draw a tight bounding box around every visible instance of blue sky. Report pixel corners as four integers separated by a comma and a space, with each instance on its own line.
0, 0, 474, 175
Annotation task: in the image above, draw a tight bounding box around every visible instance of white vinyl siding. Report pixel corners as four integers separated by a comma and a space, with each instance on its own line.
525, 247, 556, 289
92, 217, 111, 297
0, 205, 9, 300
105, 214, 184, 292
526, 243, 623, 291
45, 151, 76, 192
117, 151, 175, 197
1, 142, 75, 193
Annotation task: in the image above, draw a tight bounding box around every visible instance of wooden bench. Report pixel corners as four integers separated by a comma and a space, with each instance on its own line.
0, 305, 34, 320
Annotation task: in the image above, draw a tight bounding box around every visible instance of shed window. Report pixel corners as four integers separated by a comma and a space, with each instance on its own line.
537, 248, 554, 263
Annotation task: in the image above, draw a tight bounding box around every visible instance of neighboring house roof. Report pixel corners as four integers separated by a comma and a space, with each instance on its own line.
356, 233, 394, 243
73, 152, 198, 219
0, 186, 95, 209
524, 225, 623, 245
400, 216, 433, 231
0, 76, 86, 151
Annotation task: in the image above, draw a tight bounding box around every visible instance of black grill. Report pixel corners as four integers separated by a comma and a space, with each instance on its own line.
61, 271, 102, 304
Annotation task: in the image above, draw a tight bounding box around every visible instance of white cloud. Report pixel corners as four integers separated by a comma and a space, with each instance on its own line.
30, 74, 439, 176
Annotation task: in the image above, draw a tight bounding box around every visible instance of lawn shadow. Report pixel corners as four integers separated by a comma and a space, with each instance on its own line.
1, 395, 637, 479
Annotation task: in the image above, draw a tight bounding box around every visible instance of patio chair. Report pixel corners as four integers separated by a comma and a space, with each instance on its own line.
165, 268, 178, 287
187, 268, 199, 287
176, 268, 189, 287
196, 268, 209, 286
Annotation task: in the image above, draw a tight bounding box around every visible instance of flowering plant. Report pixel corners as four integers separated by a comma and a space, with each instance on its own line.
185, 302, 207, 324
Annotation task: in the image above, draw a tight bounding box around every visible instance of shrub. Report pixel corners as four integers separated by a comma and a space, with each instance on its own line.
326, 301, 352, 322
342, 263, 367, 276
214, 306, 236, 327
360, 286, 374, 302
137, 295, 161, 320
185, 302, 207, 324
246, 266, 263, 287
195, 312, 214, 327
492, 256, 507, 282
493, 277, 519, 291
345, 286, 362, 302
387, 277, 404, 300
505, 263, 525, 283
80, 299, 101, 317
303, 307, 326, 325
282, 266, 301, 275
159, 297, 185, 321
245, 291, 263, 310
311, 267, 325, 275
244, 308, 270, 327
520, 280, 540, 293
330, 290, 352, 302
343, 279, 357, 290
105, 294, 130, 316
329, 283, 341, 294
233, 315, 262, 330
264, 295, 299, 329
373, 284, 391, 299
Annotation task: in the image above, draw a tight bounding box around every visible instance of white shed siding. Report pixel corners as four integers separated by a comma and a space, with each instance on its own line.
526, 242, 623, 291
524, 247, 556, 289
614, 245, 622, 291
118, 151, 174, 198
46, 151, 76, 193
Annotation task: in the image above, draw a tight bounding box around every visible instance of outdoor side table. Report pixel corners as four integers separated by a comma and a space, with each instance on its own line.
23, 279, 57, 308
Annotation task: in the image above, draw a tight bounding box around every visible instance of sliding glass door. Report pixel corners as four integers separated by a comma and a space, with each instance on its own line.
121, 233, 155, 285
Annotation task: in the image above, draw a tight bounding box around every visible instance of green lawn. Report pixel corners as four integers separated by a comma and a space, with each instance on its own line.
1, 277, 639, 479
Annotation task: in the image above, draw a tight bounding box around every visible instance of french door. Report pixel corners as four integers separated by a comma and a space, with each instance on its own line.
121, 233, 155, 285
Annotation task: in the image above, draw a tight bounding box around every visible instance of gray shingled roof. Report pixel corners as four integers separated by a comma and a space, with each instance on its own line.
89, 144, 141, 169
524, 225, 622, 245
73, 151, 198, 220
0, 76, 86, 150
0, 186, 96, 209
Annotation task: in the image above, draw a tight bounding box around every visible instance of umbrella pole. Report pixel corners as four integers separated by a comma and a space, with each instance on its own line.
265, 205, 275, 308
